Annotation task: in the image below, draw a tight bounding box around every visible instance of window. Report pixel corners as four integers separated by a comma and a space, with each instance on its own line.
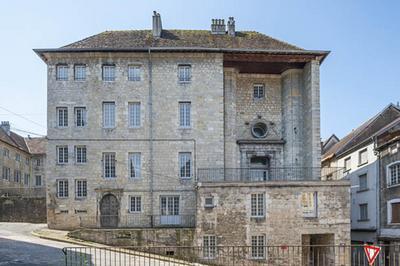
388, 162, 400, 187
251, 122, 268, 139
178, 65, 191, 82
160, 196, 180, 216
75, 146, 87, 164
103, 152, 116, 178
359, 174, 368, 191
102, 102, 116, 128
15, 153, 21, 162
301, 192, 317, 218
358, 149, 368, 165
388, 200, 400, 224
36, 158, 41, 167
57, 107, 68, 127
75, 180, 87, 198
359, 204, 368, 221
25, 158, 30, 165
74, 107, 87, 127
251, 235, 265, 259
203, 235, 216, 259
23, 173, 30, 185
35, 175, 42, 187
179, 152, 192, 178
179, 102, 191, 128
204, 197, 214, 208
128, 102, 141, 128
102, 65, 115, 81
344, 157, 351, 172
57, 146, 68, 164
128, 65, 141, 81
56, 64, 68, 81
251, 193, 265, 217
129, 152, 141, 178
2, 167, 10, 180
57, 180, 69, 198
13, 170, 21, 183
129, 196, 142, 213
253, 84, 265, 99
3, 148, 9, 157
74, 64, 86, 81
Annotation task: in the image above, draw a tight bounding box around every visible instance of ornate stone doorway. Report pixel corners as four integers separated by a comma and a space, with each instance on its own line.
99, 193, 119, 228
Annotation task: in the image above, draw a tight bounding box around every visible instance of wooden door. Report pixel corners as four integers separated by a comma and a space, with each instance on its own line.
100, 194, 119, 228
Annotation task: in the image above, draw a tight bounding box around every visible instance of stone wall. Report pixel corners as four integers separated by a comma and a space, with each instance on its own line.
0, 197, 46, 223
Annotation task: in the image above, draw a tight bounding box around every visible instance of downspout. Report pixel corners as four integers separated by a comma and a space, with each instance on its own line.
374, 136, 381, 243
148, 48, 154, 227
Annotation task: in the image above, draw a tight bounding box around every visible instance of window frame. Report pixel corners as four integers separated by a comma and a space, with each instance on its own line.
179, 102, 191, 128
179, 152, 192, 179
56, 64, 68, 81
253, 84, 265, 100
344, 157, 351, 172
203, 235, 217, 259
359, 203, 368, 221
75, 179, 87, 199
358, 173, 368, 191
178, 64, 192, 83
75, 145, 87, 164
129, 195, 142, 213
387, 161, 400, 188
57, 179, 69, 198
57, 146, 69, 164
301, 192, 318, 218
128, 102, 141, 128
102, 102, 116, 129
102, 64, 116, 81
251, 235, 266, 260
103, 152, 116, 178
74, 107, 87, 127
74, 64, 86, 81
35, 175, 42, 187
250, 193, 265, 218
57, 107, 68, 127
128, 65, 141, 81
388, 198, 400, 224
358, 148, 368, 166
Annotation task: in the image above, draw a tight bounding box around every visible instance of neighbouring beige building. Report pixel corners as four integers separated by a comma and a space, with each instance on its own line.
35, 12, 350, 263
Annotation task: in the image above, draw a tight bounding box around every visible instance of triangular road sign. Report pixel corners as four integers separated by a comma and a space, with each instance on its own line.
364, 245, 381, 265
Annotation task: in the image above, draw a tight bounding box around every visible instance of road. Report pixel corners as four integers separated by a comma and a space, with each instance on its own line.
0, 223, 68, 265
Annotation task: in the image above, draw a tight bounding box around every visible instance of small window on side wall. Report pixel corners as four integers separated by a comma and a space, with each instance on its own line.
253, 84, 265, 99
204, 197, 214, 208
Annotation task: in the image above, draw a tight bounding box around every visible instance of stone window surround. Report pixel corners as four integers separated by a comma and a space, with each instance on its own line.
75, 179, 87, 199
387, 161, 400, 188
240, 145, 282, 169
74, 64, 87, 81
387, 198, 400, 224
57, 179, 69, 198
177, 64, 192, 83
74, 106, 87, 127
129, 195, 142, 213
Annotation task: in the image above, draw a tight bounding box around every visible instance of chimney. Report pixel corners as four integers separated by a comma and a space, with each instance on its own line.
152, 11, 162, 38
1, 121, 10, 136
211, 19, 226, 35
227, 17, 235, 36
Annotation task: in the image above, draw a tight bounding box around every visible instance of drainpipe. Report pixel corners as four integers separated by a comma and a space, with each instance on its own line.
374, 137, 381, 244
148, 48, 154, 227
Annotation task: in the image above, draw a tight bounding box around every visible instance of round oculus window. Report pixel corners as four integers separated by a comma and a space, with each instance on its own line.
251, 122, 268, 138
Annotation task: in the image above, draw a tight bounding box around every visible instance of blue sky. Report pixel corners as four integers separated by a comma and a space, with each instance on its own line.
0, 0, 399, 140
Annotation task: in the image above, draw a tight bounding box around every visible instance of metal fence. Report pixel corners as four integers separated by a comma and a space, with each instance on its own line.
62, 244, 400, 266
197, 167, 345, 183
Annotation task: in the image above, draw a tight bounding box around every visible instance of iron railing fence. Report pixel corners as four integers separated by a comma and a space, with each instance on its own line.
197, 167, 345, 183
79, 214, 196, 229
62, 244, 400, 266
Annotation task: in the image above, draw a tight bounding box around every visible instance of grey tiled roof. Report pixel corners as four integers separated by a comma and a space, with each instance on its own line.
61, 30, 304, 51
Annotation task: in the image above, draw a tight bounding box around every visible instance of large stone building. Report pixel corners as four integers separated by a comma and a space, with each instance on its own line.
322, 104, 400, 244
36, 12, 350, 259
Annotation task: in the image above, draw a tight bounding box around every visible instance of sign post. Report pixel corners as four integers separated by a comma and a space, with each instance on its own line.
364, 245, 381, 265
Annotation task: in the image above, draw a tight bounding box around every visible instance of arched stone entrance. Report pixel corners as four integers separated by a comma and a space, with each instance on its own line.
99, 194, 119, 228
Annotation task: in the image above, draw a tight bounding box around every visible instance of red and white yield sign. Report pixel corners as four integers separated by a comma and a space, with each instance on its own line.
364, 245, 381, 265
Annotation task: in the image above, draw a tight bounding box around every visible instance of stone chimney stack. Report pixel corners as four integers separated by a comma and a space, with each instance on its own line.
152, 11, 162, 38
1, 121, 10, 136
211, 19, 226, 35
227, 17, 235, 36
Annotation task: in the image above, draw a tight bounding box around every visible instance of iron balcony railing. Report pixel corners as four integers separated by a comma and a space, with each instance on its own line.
197, 167, 346, 183
62, 244, 400, 266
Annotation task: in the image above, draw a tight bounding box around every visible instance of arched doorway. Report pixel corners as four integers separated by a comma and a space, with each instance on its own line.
99, 194, 119, 228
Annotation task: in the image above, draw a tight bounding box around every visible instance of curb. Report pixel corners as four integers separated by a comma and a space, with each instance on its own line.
31, 230, 105, 248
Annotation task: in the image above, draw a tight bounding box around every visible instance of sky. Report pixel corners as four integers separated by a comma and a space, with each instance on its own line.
0, 0, 399, 140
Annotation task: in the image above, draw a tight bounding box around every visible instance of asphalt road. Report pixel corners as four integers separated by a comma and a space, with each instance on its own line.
0, 223, 67, 266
